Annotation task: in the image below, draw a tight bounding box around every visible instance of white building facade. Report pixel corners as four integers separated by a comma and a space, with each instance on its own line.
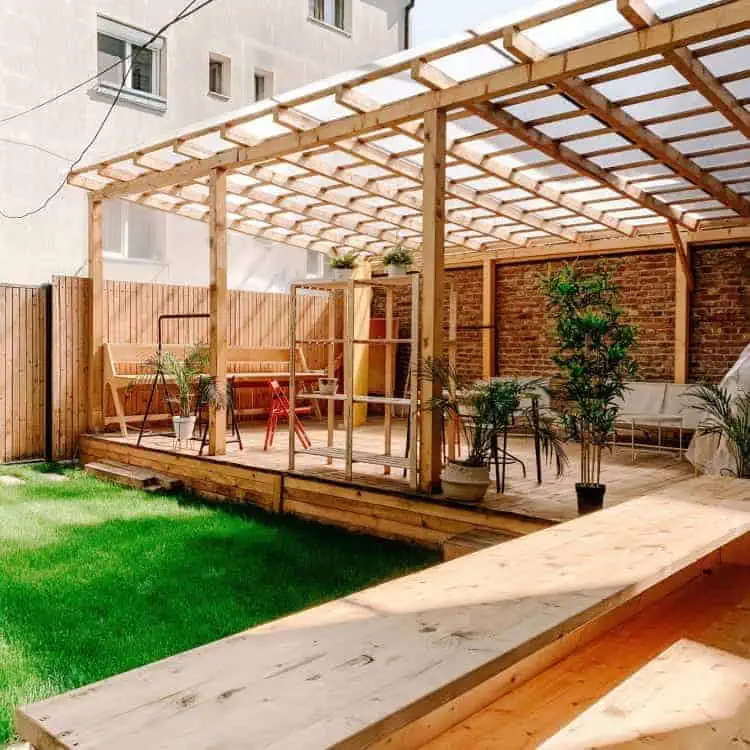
0, 0, 411, 288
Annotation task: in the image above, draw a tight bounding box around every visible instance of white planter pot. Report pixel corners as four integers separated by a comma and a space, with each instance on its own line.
386, 264, 409, 276
441, 460, 490, 504
318, 377, 338, 395
332, 268, 354, 280
173, 415, 197, 442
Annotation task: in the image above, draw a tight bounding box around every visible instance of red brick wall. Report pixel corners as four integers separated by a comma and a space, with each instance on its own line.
371, 268, 483, 391
690, 245, 750, 382
495, 251, 677, 381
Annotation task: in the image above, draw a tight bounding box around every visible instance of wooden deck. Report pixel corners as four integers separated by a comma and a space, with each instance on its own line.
424, 564, 750, 749
15, 479, 750, 750
85, 417, 693, 528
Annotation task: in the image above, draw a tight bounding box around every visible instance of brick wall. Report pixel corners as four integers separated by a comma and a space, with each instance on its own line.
371, 267, 483, 392
690, 245, 750, 382
495, 251, 677, 381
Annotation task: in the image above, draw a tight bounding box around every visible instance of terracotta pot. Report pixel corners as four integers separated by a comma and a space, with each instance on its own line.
441, 460, 490, 504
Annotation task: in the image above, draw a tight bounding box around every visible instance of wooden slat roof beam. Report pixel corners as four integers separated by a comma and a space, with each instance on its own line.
503, 26, 750, 220
618, 0, 750, 141
409, 63, 694, 231
336, 85, 635, 237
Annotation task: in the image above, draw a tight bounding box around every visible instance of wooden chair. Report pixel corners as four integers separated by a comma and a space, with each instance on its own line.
263, 380, 312, 451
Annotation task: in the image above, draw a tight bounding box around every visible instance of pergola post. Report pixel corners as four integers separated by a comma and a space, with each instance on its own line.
669, 221, 693, 384
419, 107, 447, 493
87, 195, 104, 433
209, 167, 228, 455
482, 258, 496, 380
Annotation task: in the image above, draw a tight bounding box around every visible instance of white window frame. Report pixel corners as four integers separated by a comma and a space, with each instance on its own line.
208, 53, 231, 99
103, 201, 165, 264
308, 0, 351, 35
254, 69, 273, 101
305, 249, 327, 279
97, 16, 166, 112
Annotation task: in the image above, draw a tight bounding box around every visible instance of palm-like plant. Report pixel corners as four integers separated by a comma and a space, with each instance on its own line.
685, 383, 750, 478
141, 345, 212, 417
424, 359, 567, 476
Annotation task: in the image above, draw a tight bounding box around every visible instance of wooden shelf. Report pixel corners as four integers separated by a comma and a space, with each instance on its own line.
300, 393, 410, 406
298, 445, 410, 470
296, 338, 413, 345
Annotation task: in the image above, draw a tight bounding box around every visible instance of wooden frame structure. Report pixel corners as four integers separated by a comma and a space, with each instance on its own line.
288, 275, 420, 488
72, 0, 750, 490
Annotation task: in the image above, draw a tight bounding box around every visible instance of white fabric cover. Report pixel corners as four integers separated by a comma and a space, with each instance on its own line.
687, 343, 750, 476
615, 382, 668, 423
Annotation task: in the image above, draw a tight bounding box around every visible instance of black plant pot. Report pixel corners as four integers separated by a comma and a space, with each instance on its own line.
576, 483, 606, 514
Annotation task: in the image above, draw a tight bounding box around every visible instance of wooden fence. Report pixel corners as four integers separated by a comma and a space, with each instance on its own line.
44, 276, 327, 460
0, 284, 48, 462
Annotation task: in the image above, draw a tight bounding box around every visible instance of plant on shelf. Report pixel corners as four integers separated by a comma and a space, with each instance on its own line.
684, 383, 750, 478
328, 250, 360, 280
541, 262, 637, 513
140, 344, 220, 443
382, 244, 414, 276
425, 359, 567, 504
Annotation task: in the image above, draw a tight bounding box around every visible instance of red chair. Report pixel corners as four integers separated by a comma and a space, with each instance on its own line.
264, 379, 312, 450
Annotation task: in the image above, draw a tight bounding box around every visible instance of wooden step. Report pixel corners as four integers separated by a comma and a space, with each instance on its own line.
442, 528, 515, 560
84, 461, 182, 492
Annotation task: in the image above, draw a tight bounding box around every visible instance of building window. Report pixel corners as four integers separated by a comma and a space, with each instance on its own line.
103, 201, 165, 262
208, 54, 231, 98
306, 249, 326, 279
254, 70, 273, 101
97, 16, 166, 111
308, 0, 349, 32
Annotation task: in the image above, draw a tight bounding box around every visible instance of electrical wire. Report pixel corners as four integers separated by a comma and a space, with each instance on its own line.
0, 0, 219, 220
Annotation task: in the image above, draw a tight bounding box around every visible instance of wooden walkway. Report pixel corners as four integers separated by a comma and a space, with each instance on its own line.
425, 565, 750, 749
15, 478, 750, 750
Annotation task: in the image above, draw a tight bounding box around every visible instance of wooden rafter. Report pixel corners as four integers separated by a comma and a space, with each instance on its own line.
618, 0, 750, 141
336, 85, 635, 237
503, 26, 750, 219
409, 63, 695, 231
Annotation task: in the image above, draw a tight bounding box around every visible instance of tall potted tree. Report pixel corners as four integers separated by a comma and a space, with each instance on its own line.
541, 263, 637, 513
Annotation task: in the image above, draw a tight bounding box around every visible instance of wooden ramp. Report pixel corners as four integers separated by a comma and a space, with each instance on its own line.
14, 479, 750, 750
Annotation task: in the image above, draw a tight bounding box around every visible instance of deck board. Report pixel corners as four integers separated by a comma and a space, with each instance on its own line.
98, 418, 693, 524
15, 481, 750, 750
424, 565, 750, 749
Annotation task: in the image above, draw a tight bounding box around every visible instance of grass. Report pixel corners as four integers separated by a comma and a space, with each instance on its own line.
0, 463, 436, 745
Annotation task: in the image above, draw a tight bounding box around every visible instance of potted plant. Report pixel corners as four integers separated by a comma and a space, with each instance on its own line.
142, 345, 215, 443
382, 244, 414, 276
685, 383, 750, 478
542, 263, 637, 513
425, 360, 567, 503
329, 250, 359, 280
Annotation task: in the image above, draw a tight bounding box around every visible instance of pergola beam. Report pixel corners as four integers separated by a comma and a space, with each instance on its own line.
618, 0, 750, 141
89, 0, 750, 202
87, 196, 104, 433
669, 220, 693, 384
503, 26, 750, 219
411, 63, 695, 231
337, 85, 633, 238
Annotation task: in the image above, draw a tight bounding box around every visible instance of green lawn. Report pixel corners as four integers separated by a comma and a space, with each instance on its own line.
0, 464, 436, 745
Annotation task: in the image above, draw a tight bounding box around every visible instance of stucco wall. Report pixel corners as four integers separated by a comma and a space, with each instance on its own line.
0, 0, 407, 287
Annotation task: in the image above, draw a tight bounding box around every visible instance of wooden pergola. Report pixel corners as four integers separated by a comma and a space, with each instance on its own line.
70, 0, 750, 492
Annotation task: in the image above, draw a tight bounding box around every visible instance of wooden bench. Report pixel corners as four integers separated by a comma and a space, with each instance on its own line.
104, 342, 323, 436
